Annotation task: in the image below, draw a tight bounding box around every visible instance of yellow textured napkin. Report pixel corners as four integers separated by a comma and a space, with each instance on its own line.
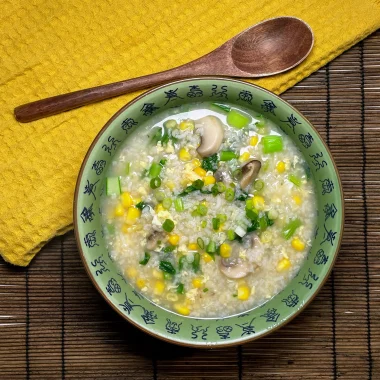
1, 0, 379, 266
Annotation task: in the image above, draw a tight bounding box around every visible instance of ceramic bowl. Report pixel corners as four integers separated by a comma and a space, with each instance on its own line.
74, 78, 344, 347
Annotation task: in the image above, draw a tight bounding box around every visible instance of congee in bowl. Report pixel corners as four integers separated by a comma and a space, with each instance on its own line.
100, 102, 317, 318
75, 78, 343, 346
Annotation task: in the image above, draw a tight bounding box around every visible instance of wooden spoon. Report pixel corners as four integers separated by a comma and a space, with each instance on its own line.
14, 17, 313, 123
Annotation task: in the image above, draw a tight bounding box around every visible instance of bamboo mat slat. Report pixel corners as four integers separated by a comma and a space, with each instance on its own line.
1, 30, 379, 380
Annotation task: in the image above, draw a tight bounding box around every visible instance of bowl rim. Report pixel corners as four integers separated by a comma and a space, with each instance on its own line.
73, 77, 344, 348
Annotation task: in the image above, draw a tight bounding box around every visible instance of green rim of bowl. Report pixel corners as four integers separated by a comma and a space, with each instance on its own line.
74, 77, 344, 348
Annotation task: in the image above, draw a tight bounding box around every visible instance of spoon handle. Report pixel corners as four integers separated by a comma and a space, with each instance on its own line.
14, 61, 209, 123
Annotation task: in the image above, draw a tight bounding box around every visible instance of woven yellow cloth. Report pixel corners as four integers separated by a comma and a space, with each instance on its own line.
1, 0, 379, 266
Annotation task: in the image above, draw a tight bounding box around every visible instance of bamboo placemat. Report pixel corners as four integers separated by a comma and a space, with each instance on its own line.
1, 30, 379, 380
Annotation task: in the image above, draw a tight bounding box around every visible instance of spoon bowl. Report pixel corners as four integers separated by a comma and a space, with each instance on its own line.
230, 17, 313, 75
14, 17, 313, 122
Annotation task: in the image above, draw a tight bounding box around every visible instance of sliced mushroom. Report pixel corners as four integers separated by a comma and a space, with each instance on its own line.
240, 159, 261, 189
219, 241, 252, 279
219, 257, 251, 279
146, 231, 164, 250
195, 116, 224, 157
214, 168, 231, 183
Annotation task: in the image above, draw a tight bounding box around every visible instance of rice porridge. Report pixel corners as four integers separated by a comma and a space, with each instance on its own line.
100, 102, 317, 318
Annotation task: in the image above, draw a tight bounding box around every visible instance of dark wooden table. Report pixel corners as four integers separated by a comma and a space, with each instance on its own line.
1, 30, 379, 380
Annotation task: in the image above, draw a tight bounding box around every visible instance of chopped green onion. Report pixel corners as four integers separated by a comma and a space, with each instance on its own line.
125, 162, 131, 175
163, 245, 176, 253
174, 198, 184, 212
219, 150, 238, 161
106, 176, 121, 196
217, 214, 227, 223
159, 158, 167, 166
254, 179, 265, 191
246, 199, 253, 210
149, 162, 162, 178
211, 103, 231, 113
159, 260, 176, 275
227, 229, 236, 241
282, 219, 302, 240
192, 252, 201, 272
225, 188, 235, 202
203, 288, 209, 293
246, 209, 258, 221
162, 197, 172, 209
216, 182, 226, 192
197, 203, 208, 216
201, 220, 207, 228
211, 184, 219, 196
227, 110, 251, 129
201, 154, 219, 173
178, 179, 205, 196
288, 174, 302, 187
164, 119, 177, 129
139, 252, 150, 265
206, 240, 216, 254
212, 218, 221, 230
176, 283, 185, 294
178, 256, 186, 271
135, 201, 148, 210
262, 135, 283, 153
151, 126, 169, 145
162, 219, 175, 232
232, 294, 238, 298
154, 190, 166, 201
150, 177, 161, 189
193, 179, 204, 190
197, 237, 205, 250
164, 272, 173, 280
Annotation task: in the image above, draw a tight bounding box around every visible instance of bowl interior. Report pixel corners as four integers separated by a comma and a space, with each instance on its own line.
74, 78, 343, 347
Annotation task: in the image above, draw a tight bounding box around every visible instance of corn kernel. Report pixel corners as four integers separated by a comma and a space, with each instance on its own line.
276, 161, 286, 173
179, 148, 191, 162
239, 152, 251, 162
237, 285, 251, 300
179, 120, 194, 130
121, 223, 130, 234
126, 207, 141, 222
154, 280, 165, 295
136, 278, 146, 289
277, 258, 291, 272
250, 135, 259, 146
125, 266, 137, 279
152, 268, 164, 280
291, 237, 305, 251
174, 303, 191, 316
188, 243, 198, 251
166, 181, 175, 190
192, 278, 203, 288
220, 243, 232, 258
204, 175, 216, 185
155, 203, 164, 213
293, 194, 302, 205
121, 192, 133, 208
168, 234, 180, 246
114, 204, 125, 217
193, 167, 207, 178
192, 158, 201, 168
253, 195, 265, 210
202, 253, 213, 263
